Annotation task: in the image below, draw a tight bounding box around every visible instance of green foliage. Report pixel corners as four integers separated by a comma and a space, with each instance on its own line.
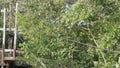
17, 0, 120, 68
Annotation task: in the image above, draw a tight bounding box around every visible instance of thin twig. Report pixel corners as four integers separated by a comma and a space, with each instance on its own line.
88, 27, 107, 64
31, 53, 47, 68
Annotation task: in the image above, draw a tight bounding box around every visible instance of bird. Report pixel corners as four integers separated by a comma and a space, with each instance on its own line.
77, 20, 86, 26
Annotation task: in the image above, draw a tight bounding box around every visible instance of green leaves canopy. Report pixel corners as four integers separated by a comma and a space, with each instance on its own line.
18, 0, 120, 68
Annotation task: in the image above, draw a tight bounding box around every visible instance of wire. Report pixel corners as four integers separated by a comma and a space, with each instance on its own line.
66, 39, 120, 55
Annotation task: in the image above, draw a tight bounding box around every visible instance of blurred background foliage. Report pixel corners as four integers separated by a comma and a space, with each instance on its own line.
0, 0, 120, 68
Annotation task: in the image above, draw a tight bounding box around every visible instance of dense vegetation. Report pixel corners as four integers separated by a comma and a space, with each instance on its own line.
0, 0, 120, 68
